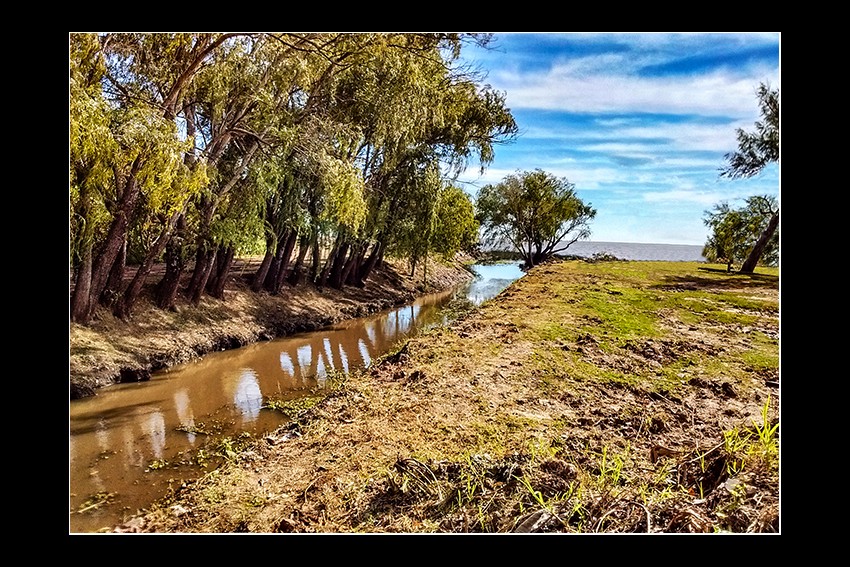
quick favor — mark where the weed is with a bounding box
[516,474,548,510]
[597,446,626,486]
[753,396,779,451]
[262,395,320,416]
[147,459,169,471]
[723,429,748,475]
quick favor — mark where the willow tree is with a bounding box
[720,83,779,274]
[387,174,480,284]
[477,169,597,268]
[181,33,378,299]
[314,147,368,288]
[327,33,517,286]
[384,157,444,279]
[69,33,116,323]
[248,151,304,293]
[70,33,516,321]
[70,33,213,323]
[180,35,273,303]
[431,185,479,258]
[70,33,241,322]
[279,119,368,288]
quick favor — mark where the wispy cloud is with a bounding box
[495,61,777,117]
[455,32,780,245]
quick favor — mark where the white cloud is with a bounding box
[453,33,779,245]
[642,189,724,206]
[499,66,778,117]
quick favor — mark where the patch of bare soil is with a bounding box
[107,260,778,534]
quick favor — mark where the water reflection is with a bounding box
[466,263,525,305]
[234,370,262,424]
[174,390,196,444]
[69,262,524,533]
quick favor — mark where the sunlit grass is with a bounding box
[134,258,779,534]
[579,290,660,340]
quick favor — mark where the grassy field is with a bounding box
[113,259,780,534]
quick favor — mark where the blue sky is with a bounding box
[453,32,780,246]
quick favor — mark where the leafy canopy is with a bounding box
[703,195,779,269]
[476,169,596,267]
[721,83,779,180]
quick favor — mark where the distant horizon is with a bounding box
[573,239,704,248]
[483,239,707,262]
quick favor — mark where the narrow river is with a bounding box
[69,262,524,533]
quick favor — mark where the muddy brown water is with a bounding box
[69,263,524,533]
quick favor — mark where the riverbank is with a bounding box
[98,259,779,534]
[69,256,475,399]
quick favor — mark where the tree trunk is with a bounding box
[70,243,93,323]
[205,245,226,294]
[421,252,428,288]
[272,230,298,293]
[344,245,367,287]
[310,229,321,285]
[118,209,186,318]
[252,226,276,293]
[264,250,283,293]
[739,211,779,274]
[328,240,351,289]
[252,249,275,293]
[156,214,188,310]
[86,157,144,318]
[319,235,344,289]
[113,252,153,320]
[288,234,311,286]
[100,240,126,308]
[156,256,185,311]
[187,246,217,304]
[340,245,359,286]
[208,245,235,299]
[355,240,382,286]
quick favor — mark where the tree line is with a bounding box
[70,33,517,324]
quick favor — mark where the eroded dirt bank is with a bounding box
[69,257,474,400]
[104,259,779,534]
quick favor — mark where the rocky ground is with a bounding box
[76,258,779,534]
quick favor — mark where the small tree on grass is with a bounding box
[476,169,596,268]
[703,195,779,271]
[720,83,779,273]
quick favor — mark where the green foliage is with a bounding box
[70,32,519,312]
[516,474,549,510]
[316,152,367,233]
[721,84,779,180]
[702,195,779,269]
[752,396,779,456]
[69,34,119,262]
[476,169,596,267]
[385,157,443,268]
[431,185,479,257]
